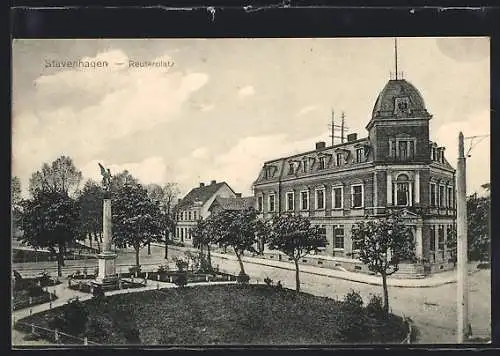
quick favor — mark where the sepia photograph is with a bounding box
[11,37,491,346]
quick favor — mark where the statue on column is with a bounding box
[98,163,112,195]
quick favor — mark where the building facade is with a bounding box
[252,78,456,276]
[174,180,236,246]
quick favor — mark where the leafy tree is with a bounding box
[192,218,216,270]
[351,212,415,315]
[77,180,104,251]
[112,182,162,268]
[267,214,327,292]
[11,176,23,235]
[111,170,139,192]
[19,191,81,276]
[29,156,82,198]
[146,182,180,258]
[447,184,490,262]
[210,208,260,278]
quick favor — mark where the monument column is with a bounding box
[94,164,118,289]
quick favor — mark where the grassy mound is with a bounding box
[16,285,408,345]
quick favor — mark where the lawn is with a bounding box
[15,284,408,345]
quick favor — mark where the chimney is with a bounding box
[315,141,326,150]
[199,182,205,187]
[211,180,216,185]
[235,193,242,198]
[347,133,358,142]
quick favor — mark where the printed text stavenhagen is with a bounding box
[44,59,175,69]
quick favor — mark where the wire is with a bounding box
[464,134,490,157]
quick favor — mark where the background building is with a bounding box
[174,180,236,246]
[252,78,456,277]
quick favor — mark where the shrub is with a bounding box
[49,298,89,336]
[174,257,189,272]
[198,255,213,273]
[129,266,142,275]
[477,262,490,270]
[276,281,283,290]
[366,294,385,319]
[343,290,364,310]
[27,285,45,297]
[264,277,273,286]
[337,306,369,342]
[157,265,168,274]
[173,273,188,287]
[237,272,250,284]
[92,285,105,299]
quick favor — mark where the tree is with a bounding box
[192,218,216,270]
[29,156,82,198]
[211,208,260,277]
[267,214,327,292]
[11,177,22,235]
[111,170,139,192]
[351,213,415,315]
[447,184,490,263]
[146,182,180,258]
[112,182,163,268]
[77,180,104,251]
[19,191,81,276]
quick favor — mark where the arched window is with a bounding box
[395,174,410,206]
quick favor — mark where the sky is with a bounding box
[12,37,490,198]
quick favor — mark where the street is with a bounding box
[12,244,491,344]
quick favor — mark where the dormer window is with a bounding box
[394,97,410,116]
[318,156,326,170]
[336,153,343,166]
[355,148,364,163]
[302,159,308,173]
[288,162,295,175]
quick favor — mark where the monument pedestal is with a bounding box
[92,252,119,290]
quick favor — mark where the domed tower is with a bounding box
[366,78,432,164]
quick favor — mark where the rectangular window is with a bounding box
[257,196,263,212]
[429,226,436,251]
[430,183,437,207]
[268,194,276,212]
[288,162,295,175]
[438,225,445,251]
[336,153,343,166]
[318,156,326,170]
[439,185,445,207]
[318,225,327,249]
[193,211,197,220]
[334,225,345,249]
[332,186,343,209]
[396,182,409,206]
[286,192,295,211]
[188,211,192,220]
[300,191,309,210]
[447,186,453,208]
[316,189,325,210]
[351,184,364,208]
[302,160,308,173]
[409,141,415,159]
[399,141,408,160]
[356,148,363,163]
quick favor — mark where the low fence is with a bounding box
[14,321,100,345]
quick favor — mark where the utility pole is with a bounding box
[456,131,469,343]
[329,109,348,146]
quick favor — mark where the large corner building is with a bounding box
[252,78,456,277]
